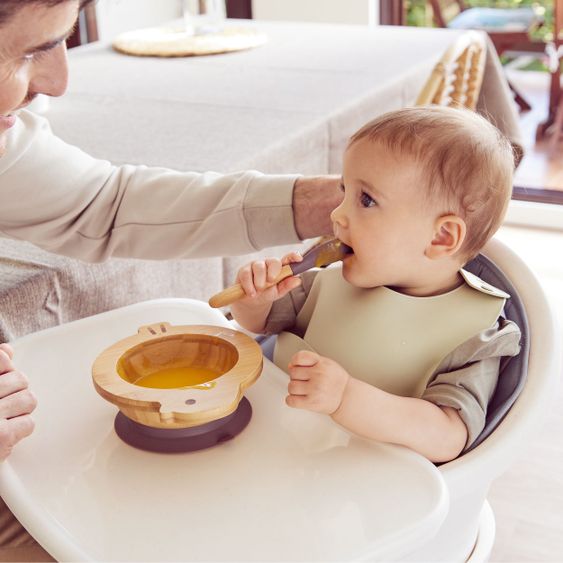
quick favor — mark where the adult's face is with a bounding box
[0,0,79,155]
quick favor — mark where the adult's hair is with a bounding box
[0,0,94,26]
[349,105,516,261]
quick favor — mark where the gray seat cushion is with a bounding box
[465,253,529,450]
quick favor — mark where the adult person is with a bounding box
[0,1,341,559]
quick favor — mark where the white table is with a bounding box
[0,299,448,562]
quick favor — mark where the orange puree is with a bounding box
[122,366,221,389]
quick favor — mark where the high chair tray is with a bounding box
[0,299,448,562]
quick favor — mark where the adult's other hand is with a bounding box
[0,344,36,462]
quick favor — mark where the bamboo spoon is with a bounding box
[208,237,351,308]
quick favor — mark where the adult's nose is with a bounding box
[29,42,69,98]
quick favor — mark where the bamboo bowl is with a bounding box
[92,323,263,429]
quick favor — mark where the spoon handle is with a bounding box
[208,264,294,308]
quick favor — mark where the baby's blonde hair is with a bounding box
[349,106,515,260]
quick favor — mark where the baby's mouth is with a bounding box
[339,241,354,257]
[332,232,353,257]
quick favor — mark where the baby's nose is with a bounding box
[330,203,347,227]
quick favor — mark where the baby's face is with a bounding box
[331,139,439,291]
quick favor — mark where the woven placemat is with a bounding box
[112,26,268,57]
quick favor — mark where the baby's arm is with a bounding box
[288,350,467,463]
[287,319,521,463]
[230,252,303,334]
[331,378,467,463]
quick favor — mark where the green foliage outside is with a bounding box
[405,1,555,70]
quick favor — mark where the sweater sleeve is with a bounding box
[263,270,319,335]
[0,111,300,262]
[422,317,521,450]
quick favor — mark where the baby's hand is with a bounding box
[286,350,350,415]
[235,251,303,307]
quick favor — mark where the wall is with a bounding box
[94,0,182,41]
[251,0,380,26]
[94,1,380,42]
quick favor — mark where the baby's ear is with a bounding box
[425,214,466,260]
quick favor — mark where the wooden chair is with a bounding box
[537,0,562,143]
[548,95,563,154]
[416,30,487,110]
[428,0,545,112]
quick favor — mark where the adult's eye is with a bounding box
[22,51,48,64]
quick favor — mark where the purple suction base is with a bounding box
[114,396,252,453]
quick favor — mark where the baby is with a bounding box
[230,106,521,463]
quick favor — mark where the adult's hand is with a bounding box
[292,176,343,239]
[0,343,36,462]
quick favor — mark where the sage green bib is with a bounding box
[274,266,508,398]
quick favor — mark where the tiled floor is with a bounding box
[488,225,563,562]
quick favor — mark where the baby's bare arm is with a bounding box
[331,378,468,463]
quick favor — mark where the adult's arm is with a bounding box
[0,111,340,262]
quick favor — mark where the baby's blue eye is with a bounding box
[360,191,376,208]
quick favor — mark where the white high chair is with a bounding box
[0,239,557,562]
[399,237,560,561]
[255,236,560,560]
